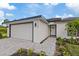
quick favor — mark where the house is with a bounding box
[5,15,49,43]
[5,15,78,43]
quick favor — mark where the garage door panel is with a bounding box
[11,23,32,41]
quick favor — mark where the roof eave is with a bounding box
[4,15,48,24]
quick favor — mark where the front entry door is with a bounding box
[50,25,56,36]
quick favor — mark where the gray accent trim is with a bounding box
[47,18,61,22]
[40,36,50,44]
[49,25,51,36]
[9,24,11,38]
[32,22,34,42]
[4,15,42,23]
[50,25,57,37]
[4,15,48,26]
[55,25,57,37]
[11,22,33,25]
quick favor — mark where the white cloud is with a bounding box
[0,10,4,17]
[0,10,5,25]
[6,13,14,17]
[65,3,79,13]
[43,3,59,6]
[26,3,55,18]
[51,3,59,5]
[55,14,74,18]
[0,3,16,10]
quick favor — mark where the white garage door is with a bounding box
[11,23,33,41]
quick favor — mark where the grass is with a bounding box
[56,37,79,56]
[66,43,79,56]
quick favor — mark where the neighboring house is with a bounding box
[4,15,78,43]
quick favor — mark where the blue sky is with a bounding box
[0,3,79,24]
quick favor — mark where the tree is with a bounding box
[3,19,9,23]
[66,18,79,38]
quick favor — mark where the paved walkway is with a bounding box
[0,37,56,56]
[41,37,56,55]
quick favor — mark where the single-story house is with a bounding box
[4,15,78,43]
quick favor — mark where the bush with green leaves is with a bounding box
[56,37,62,41]
[76,39,79,45]
[63,51,71,56]
[66,38,78,45]
[58,45,71,56]
[0,33,2,39]
[17,48,26,56]
[56,37,64,46]
[27,48,34,56]
[39,51,46,56]
[56,37,79,55]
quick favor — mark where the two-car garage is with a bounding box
[10,22,33,42]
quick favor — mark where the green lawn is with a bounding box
[66,43,79,56]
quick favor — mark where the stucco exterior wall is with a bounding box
[34,19,49,43]
[49,21,68,38]
[55,22,67,38]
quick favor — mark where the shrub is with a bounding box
[58,46,65,54]
[27,48,34,56]
[66,38,78,45]
[69,38,75,44]
[17,48,26,56]
[39,51,46,56]
[76,40,79,45]
[56,37,62,41]
[0,33,2,39]
[63,51,71,56]
[58,45,71,56]
[12,48,39,56]
[56,37,64,46]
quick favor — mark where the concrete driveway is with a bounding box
[0,37,56,56]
